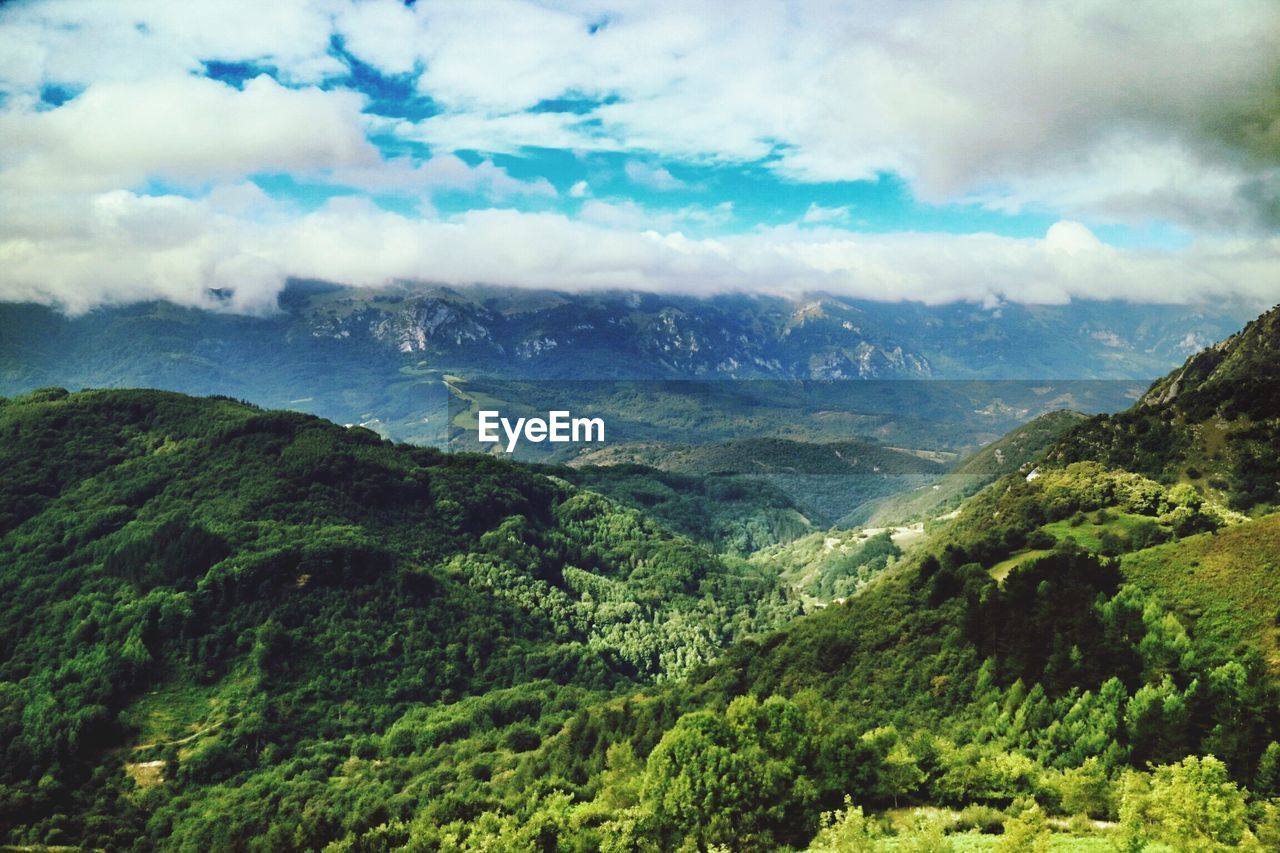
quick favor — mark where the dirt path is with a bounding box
[129,719,223,752]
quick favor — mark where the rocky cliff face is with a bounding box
[0,283,1261,398]
[307,296,498,353]
[283,284,1258,382]
[292,286,944,379]
[1140,304,1280,408]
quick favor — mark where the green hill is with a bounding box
[0,388,799,848]
[570,437,946,527]
[864,409,1089,525]
[481,477,1280,850]
[436,306,1280,850]
[542,462,818,556]
[1045,303,1280,513]
[1121,513,1280,670]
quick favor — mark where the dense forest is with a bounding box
[3,304,1280,850]
[0,388,799,848]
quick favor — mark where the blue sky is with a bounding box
[0,1,1277,312]
[194,41,1186,247]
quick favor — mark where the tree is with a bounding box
[995,798,1050,853]
[1256,741,1280,798]
[1055,757,1113,819]
[641,696,817,850]
[1168,483,1203,512]
[807,796,878,852]
[1119,756,1251,851]
[882,741,925,808]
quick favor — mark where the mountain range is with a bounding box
[3,299,1280,849]
[0,283,1259,449]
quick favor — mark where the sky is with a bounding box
[1,0,1279,313]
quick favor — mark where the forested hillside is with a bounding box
[426,466,1280,849]
[369,304,1280,850]
[568,437,946,528]
[1045,304,1280,514]
[0,388,799,848]
[5,304,1280,850]
[544,462,818,556]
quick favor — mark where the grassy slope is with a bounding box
[1122,514,1280,669]
[1041,511,1160,551]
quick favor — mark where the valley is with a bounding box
[2,299,1280,850]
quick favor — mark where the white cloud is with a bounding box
[0,189,285,314]
[1044,221,1103,256]
[579,198,730,231]
[0,74,375,193]
[1,0,1278,316]
[4,1,1278,231]
[0,0,345,89]
[332,1,424,77]
[387,0,1280,231]
[2,189,1277,315]
[319,155,557,201]
[578,199,654,230]
[399,109,610,156]
[624,161,687,191]
[801,203,852,225]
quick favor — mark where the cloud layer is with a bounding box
[1,0,1278,312]
[5,189,1277,315]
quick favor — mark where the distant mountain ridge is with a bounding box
[0,283,1255,451]
[283,282,1254,380]
[1,284,1255,391]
